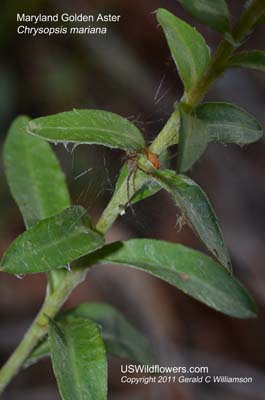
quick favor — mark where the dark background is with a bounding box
[0,0,265,399]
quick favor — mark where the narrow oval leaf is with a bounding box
[0,206,104,274]
[84,240,257,319]
[3,116,71,288]
[62,303,154,364]
[157,8,211,92]
[27,303,154,367]
[25,339,50,367]
[27,109,145,152]
[228,51,265,72]
[196,102,264,144]
[49,317,107,400]
[3,116,70,228]
[152,169,231,270]
[177,0,230,33]
[177,108,209,172]
[130,181,161,204]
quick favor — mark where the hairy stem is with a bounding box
[0,269,86,394]
[96,109,181,235]
[149,109,180,154]
[96,169,148,234]
[98,0,265,235]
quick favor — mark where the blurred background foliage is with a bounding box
[0,0,265,399]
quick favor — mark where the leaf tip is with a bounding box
[156,7,170,23]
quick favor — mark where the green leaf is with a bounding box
[0,206,104,275]
[49,317,107,400]
[27,303,154,367]
[177,108,209,172]
[156,8,211,92]
[130,180,161,204]
[25,339,50,367]
[159,148,172,168]
[63,303,153,364]
[3,116,70,228]
[228,51,265,72]
[27,109,145,152]
[152,169,231,270]
[3,116,71,288]
[177,0,230,33]
[82,240,257,319]
[196,102,264,144]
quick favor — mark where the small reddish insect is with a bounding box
[144,148,161,169]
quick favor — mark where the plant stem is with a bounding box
[96,108,181,234]
[96,0,265,268]
[0,0,264,395]
[98,0,265,232]
[182,0,265,109]
[149,109,180,154]
[0,269,86,394]
[96,168,148,234]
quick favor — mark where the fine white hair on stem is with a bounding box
[74,168,93,180]
[154,72,166,102]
